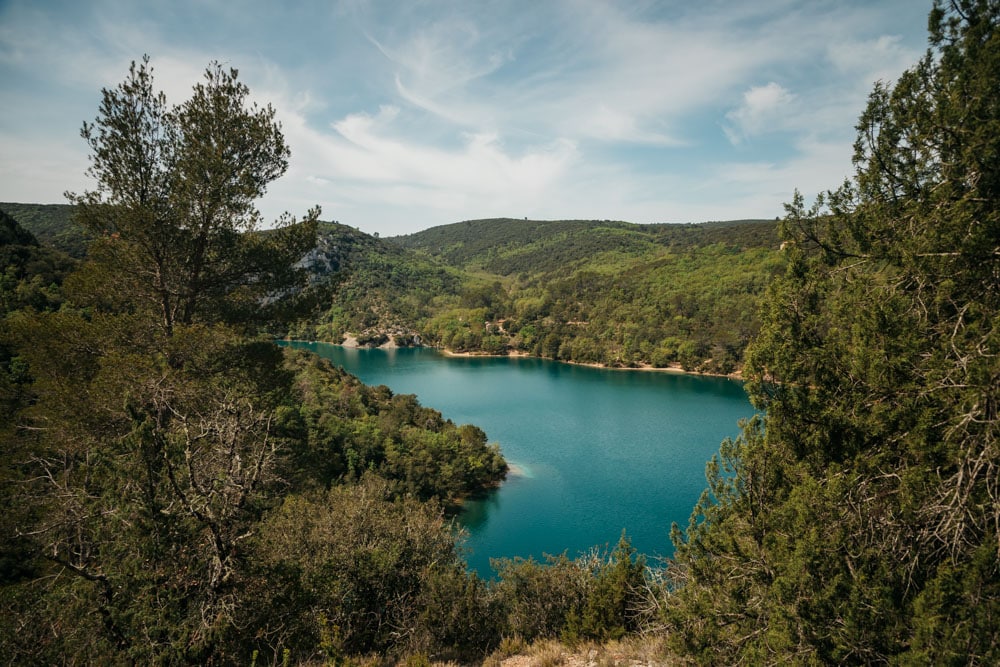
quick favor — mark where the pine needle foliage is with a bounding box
[665,2,1000,662]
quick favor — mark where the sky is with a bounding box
[0,0,932,237]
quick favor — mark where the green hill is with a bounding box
[0,207,76,315]
[394,217,778,276]
[288,221,466,345]
[0,202,91,258]
[0,202,783,372]
[381,218,784,373]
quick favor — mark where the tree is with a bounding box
[1,58,320,663]
[665,1,1000,662]
[68,56,317,336]
[249,477,492,662]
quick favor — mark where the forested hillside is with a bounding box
[290,221,466,346]
[19,201,782,372]
[0,202,92,258]
[290,217,783,374]
[393,217,778,272]
[5,201,782,373]
[0,208,76,315]
[396,218,782,373]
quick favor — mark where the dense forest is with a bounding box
[663,1,1000,661]
[9,203,783,373]
[285,216,783,374]
[2,0,998,663]
[0,202,93,258]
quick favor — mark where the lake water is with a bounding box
[280,342,755,575]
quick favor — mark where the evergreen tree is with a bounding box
[68,56,318,336]
[1,58,320,663]
[666,1,1000,662]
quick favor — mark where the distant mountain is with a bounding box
[392,217,779,276]
[287,221,465,345]
[0,208,40,247]
[0,206,76,315]
[301,221,389,280]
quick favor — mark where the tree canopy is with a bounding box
[0,59,505,664]
[68,56,318,336]
[665,1,1000,662]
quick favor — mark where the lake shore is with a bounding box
[278,336,754,575]
[282,337,742,381]
[439,347,743,380]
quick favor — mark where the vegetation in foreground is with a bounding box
[3,1,999,662]
[663,1,1000,662]
[0,56,640,665]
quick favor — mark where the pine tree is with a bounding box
[666,1,1000,662]
[68,56,317,336]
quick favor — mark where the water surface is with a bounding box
[281,342,755,574]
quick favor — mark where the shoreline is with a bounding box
[443,348,742,379]
[560,357,742,380]
[281,336,743,381]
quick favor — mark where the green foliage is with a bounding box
[0,314,509,662]
[29,13,1000,657]
[0,202,92,257]
[0,207,76,444]
[402,219,783,373]
[0,208,75,315]
[68,56,318,337]
[562,535,647,644]
[249,478,496,662]
[284,349,507,501]
[305,216,784,372]
[393,217,779,273]
[492,535,648,645]
[3,196,758,371]
[286,221,465,344]
[492,554,589,642]
[1,314,300,663]
[0,208,39,246]
[665,3,1000,662]
[1,55,671,666]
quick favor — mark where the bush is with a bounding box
[249,478,476,661]
[492,535,647,644]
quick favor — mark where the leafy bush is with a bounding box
[492,535,648,644]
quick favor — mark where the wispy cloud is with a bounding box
[0,0,932,234]
[258,97,580,231]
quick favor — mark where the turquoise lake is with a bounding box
[281,342,755,575]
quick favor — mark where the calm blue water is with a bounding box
[281,342,755,575]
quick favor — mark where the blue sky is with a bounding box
[0,0,931,236]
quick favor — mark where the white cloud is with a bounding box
[0,132,88,204]
[256,98,581,233]
[827,34,918,82]
[372,19,511,96]
[509,3,778,146]
[576,105,684,146]
[367,17,512,128]
[724,82,798,144]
